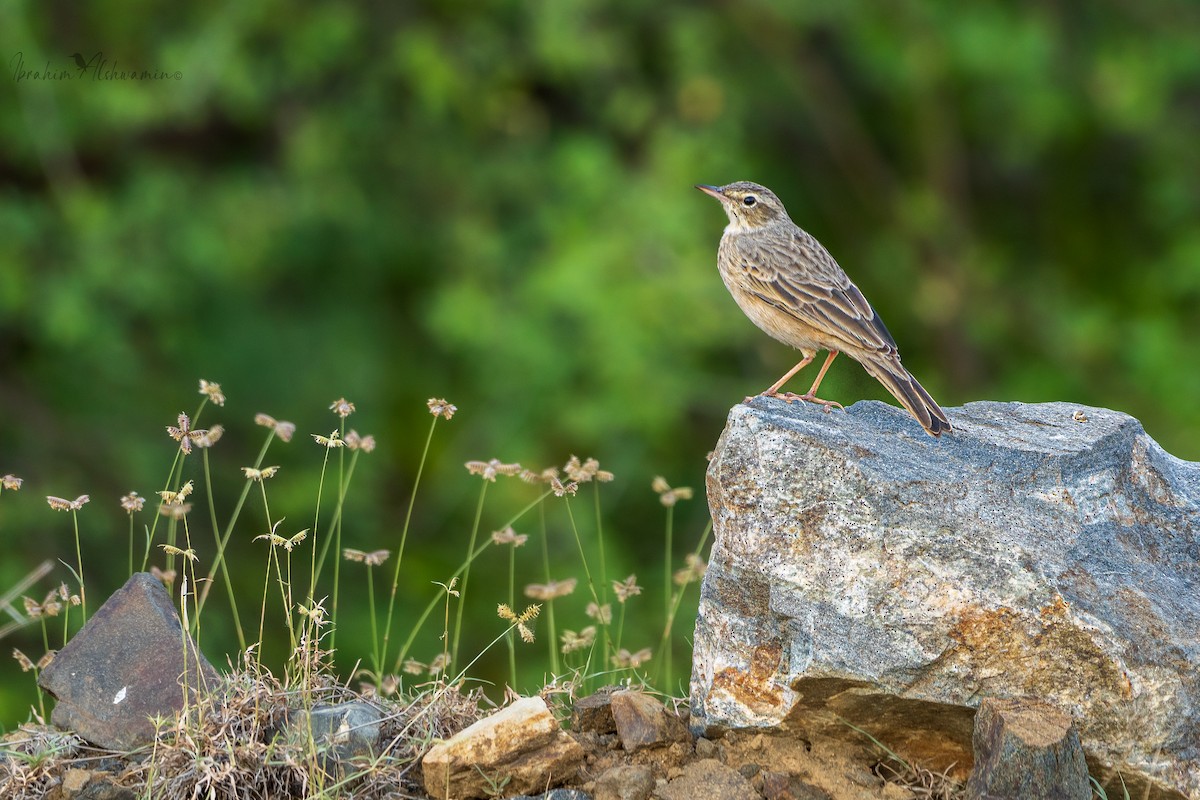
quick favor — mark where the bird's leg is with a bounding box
[745,354,814,403]
[778,351,844,412]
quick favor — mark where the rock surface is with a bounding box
[38,572,219,750]
[966,697,1089,800]
[691,399,1199,800]
[422,696,584,799]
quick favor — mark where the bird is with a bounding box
[697,181,951,437]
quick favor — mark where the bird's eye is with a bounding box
[743,195,757,207]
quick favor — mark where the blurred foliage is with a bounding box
[2,0,1200,725]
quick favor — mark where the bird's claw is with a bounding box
[772,392,844,412]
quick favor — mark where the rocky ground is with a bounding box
[426,687,961,800]
[2,685,960,800]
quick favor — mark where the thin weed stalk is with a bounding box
[662,502,674,683]
[450,481,488,669]
[69,508,86,620]
[655,519,712,689]
[367,562,379,672]
[561,497,614,655]
[436,579,457,682]
[127,512,135,576]
[329,419,348,652]
[380,413,440,677]
[255,539,274,671]
[60,587,71,648]
[342,550,389,679]
[615,598,627,652]
[506,540,517,689]
[199,445,245,651]
[55,568,82,646]
[537,499,559,676]
[593,482,610,671]
[195,426,278,632]
[307,431,338,612]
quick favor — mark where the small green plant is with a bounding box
[474,764,513,798]
[1090,772,1131,800]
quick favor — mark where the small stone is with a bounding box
[966,697,1090,800]
[506,791,592,800]
[37,573,219,750]
[78,778,136,800]
[287,701,383,776]
[422,696,584,799]
[654,759,756,800]
[737,762,760,779]
[610,691,689,753]
[573,687,618,734]
[761,771,834,800]
[62,768,91,794]
[693,737,718,759]
[593,764,654,800]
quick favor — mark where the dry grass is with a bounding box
[873,757,965,800]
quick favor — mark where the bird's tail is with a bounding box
[861,357,952,437]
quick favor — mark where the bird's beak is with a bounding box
[696,184,724,200]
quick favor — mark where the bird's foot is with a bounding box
[772,392,844,413]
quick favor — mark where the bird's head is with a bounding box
[696,181,789,231]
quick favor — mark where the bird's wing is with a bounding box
[734,228,899,356]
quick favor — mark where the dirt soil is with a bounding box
[563,703,961,800]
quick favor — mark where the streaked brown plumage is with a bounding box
[698,181,951,437]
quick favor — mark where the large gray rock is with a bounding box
[39,572,219,750]
[691,399,1199,800]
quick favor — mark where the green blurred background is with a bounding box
[2,1,1199,727]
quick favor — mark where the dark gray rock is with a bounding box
[572,686,618,734]
[610,691,689,753]
[505,791,591,800]
[38,572,219,750]
[691,399,1198,800]
[693,737,718,759]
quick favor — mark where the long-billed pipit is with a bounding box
[698,181,951,437]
